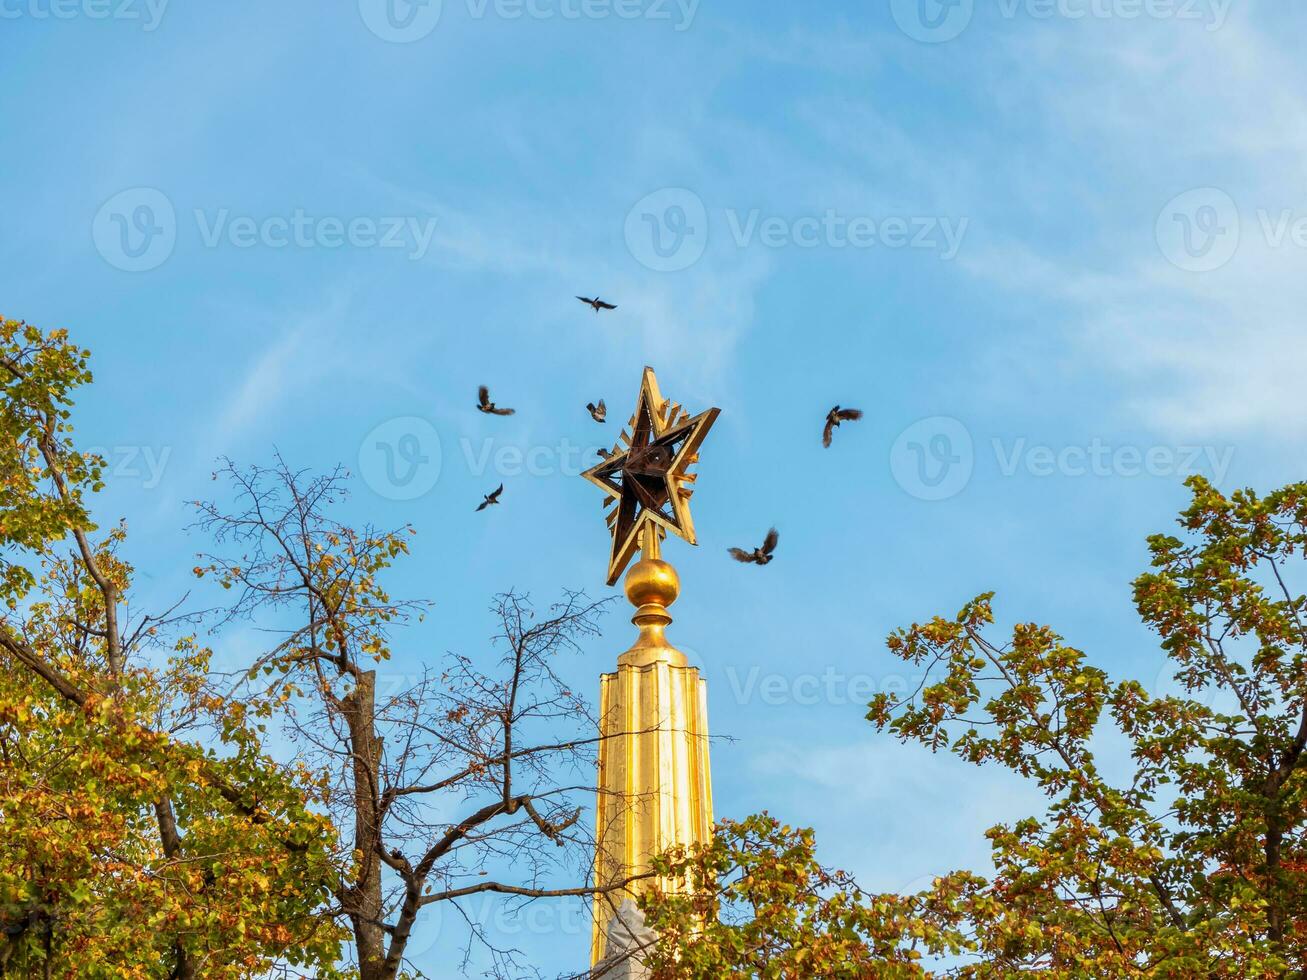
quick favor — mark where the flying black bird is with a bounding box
[577,295,617,313]
[476,484,504,512]
[822,406,863,448]
[729,528,779,566]
[586,399,607,423]
[477,386,515,416]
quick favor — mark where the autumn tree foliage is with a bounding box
[0,318,343,978]
[0,316,635,979]
[645,477,1307,978]
[640,814,969,979]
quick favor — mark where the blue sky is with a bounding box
[4,0,1307,974]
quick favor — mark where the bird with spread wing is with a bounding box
[822,405,863,447]
[729,527,779,566]
[586,399,607,423]
[476,484,504,512]
[577,295,617,313]
[477,386,515,416]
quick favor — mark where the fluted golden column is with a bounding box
[590,541,713,967]
[578,367,719,970]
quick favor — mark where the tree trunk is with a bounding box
[344,670,387,980]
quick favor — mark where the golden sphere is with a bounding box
[624,558,680,608]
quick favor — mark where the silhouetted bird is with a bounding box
[596,448,611,459]
[477,386,515,416]
[822,406,863,448]
[577,295,617,313]
[476,484,504,512]
[586,399,607,422]
[729,528,779,565]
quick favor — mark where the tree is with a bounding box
[640,814,970,979]
[193,459,639,980]
[644,477,1307,977]
[0,316,652,978]
[0,317,343,978]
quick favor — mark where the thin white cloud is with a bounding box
[957,16,1307,440]
[358,172,774,396]
[201,287,411,458]
[206,316,338,456]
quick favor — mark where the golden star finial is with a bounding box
[581,367,720,586]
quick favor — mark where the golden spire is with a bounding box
[584,368,719,970]
[619,524,685,669]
